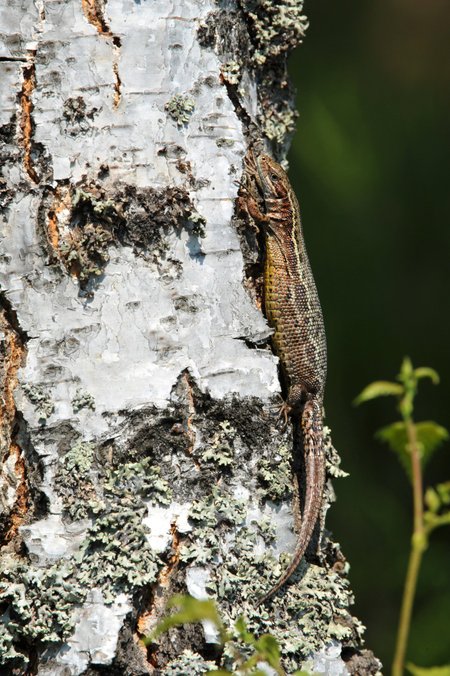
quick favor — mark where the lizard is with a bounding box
[239,150,327,605]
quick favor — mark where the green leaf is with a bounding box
[416,422,449,462]
[414,367,440,385]
[425,487,441,513]
[426,512,450,532]
[253,634,282,669]
[400,356,414,383]
[424,482,450,534]
[207,671,233,675]
[376,421,448,479]
[376,422,410,476]
[144,595,222,644]
[436,481,450,506]
[235,615,255,644]
[292,672,313,676]
[354,381,403,405]
[407,664,450,676]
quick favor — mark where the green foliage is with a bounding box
[407,665,450,676]
[413,368,440,385]
[147,594,313,676]
[356,358,450,676]
[424,482,450,534]
[354,380,403,405]
[356,357,448,482]
[376,421,449,480]
[147,595,225,644]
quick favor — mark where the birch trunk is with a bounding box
[0,1,380,674]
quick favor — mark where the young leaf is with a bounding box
[376,422,410,476]
[235,615,255,644]
[354,381,403,406]
[424,482,450,534]
[399,356,414,383]
[376,421,448,479]
[436,481,450,506]
[144,595,222,643]
[414,367,440,385]
[424,487,441,513]
[406,664,450,676]
[253,634,283,671]
[415,422,449,464]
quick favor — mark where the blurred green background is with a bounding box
[288,0,450,670]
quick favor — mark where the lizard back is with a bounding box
[263,180,327,407]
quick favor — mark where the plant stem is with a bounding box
[408,420,424,534]
[391,536,424,676]
[392,419,426,676]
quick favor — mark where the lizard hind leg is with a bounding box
[276,385,305,428]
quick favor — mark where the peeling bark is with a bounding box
[0,1,381,675]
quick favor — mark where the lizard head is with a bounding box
[254,153,290,202]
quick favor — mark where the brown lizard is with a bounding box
[239,150,327,605]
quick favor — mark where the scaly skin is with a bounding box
[240,150,327,605]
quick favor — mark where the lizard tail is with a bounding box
[256,398,325,606]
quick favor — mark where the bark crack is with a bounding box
[19,54,38,184]
[81,0,122,108]
[136,522,182,670]
[0,294,30,545]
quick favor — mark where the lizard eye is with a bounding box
[270,173,278,182]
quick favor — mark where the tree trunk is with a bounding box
[0,1,380,674]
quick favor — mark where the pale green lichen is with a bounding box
[216,138,236,148]
[200,420,235,467]
[72,189,115,214]
[221,561,361,673]
[165,94,195,127]
[261,106,297,146]
[173,410,356,673]
[54,440,97,520]
[0,447,173,668]
[0,623,26,665]
[257,441,291,499]
[180,486,247,565]
[64,439,95,474]
[0,562,86,669]
[76,504,159,603]
[241,0,308,65]
[58,219,114,284]
[161,649,216,675]
[71,388,95,412]
[324,426,350,479]
[22,383,54,421]
[221,60,241,85]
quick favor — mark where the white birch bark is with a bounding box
[0,1,381,674]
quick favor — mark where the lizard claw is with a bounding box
[269,396,292,430]
[277,401,292,429]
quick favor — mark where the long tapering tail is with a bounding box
[256,398,325,606]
